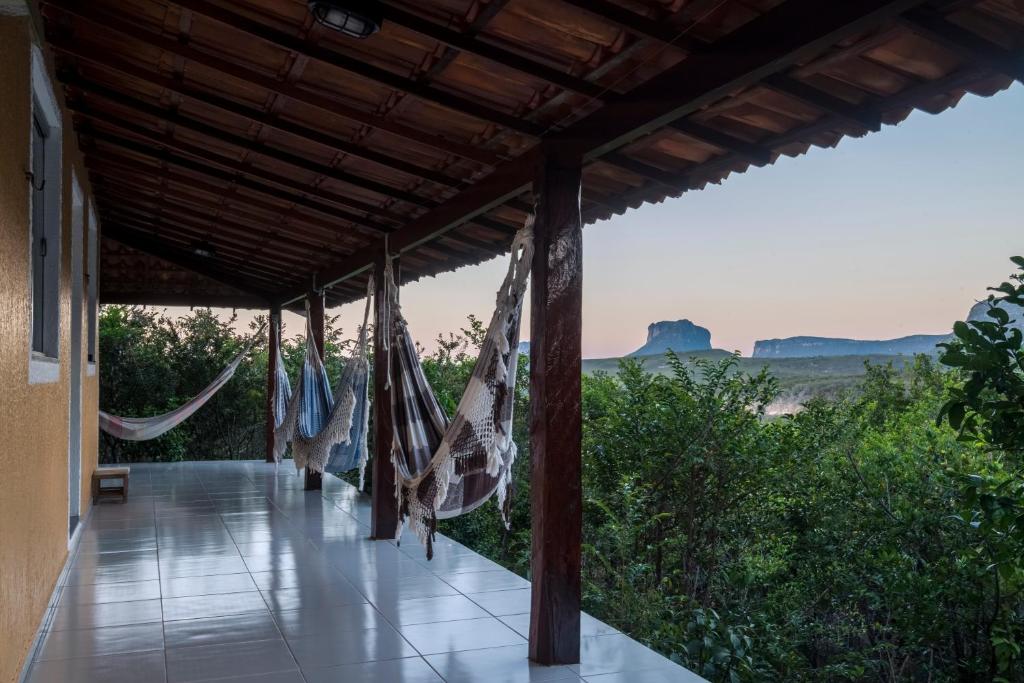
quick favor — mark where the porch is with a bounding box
[25,461,697,683]
[7,0,1023,678]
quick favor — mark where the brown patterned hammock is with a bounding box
[385,218,533,558]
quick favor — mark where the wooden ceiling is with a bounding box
[38,0,1024,309]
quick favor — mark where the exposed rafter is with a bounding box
[557,0,703,49]
[582,61,1001,220]
[65,80,437,211]
[103,224,277,301]
[80,135,395,237]
[44,0,505,165]
[761,74,883,132]
[70,110,408,227]
[376,2,605,99]
[900,8,1024,82]
[284,0,933,303]
[169,0,545,137]
[50,39,466,189]
[95,188,348,262]
[85,157,368,247]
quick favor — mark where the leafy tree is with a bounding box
[938,257,1024,680]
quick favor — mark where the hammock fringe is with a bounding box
[386,217,534,554]
[274,279,374,477]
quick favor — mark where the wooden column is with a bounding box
[371,255,399,538]
[305,289,325,491]
[529,145,583,665]
[265,305,281,463]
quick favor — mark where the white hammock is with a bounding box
[99,334,259,442]
[387,218,533,556]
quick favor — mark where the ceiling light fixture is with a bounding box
[308,0,383,39]
[191,240,217,259]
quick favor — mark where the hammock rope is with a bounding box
[386,217,534,557]
[275,278,373,483]
[99,328,264,442]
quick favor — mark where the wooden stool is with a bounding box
[92,467,130,504]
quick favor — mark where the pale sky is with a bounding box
[192,83,1024,358]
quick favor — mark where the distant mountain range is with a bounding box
[626,301,1023,360]
[754,301,1024,358]
[579,300,1023,415]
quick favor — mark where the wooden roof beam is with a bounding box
[415,0,512,83]
[43,0,502,166]
[588,62,998,218]
[376,2,605,99]
[900,8,1024,82]
[49,39,464,189]
[601,153,680,189]
[557,0,702,49]
[85,157,368,249]
[282,0,931,303]
[99,290,272,309]
[102,224,277,301]
[103,213,315,284]
[760,74,883,132]
[566,0,923,159]
[95,188,349,261]
[101,204,316,270]
[168,0,545,137]
[81,137,390,238]
[71,112,406,229]
[667,120,773,166]
[65,78,438,211]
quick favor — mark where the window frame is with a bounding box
[27,43,63,385]
[86,202,98,375]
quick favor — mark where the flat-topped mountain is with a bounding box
[631,320,712,356]
[752,334,947,359]
[753,300,1024,359]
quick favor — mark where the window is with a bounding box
[86,203,98,370]
[28,44,62,384]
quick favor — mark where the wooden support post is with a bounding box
[529,145,583,665]
[371,254,400,539]
[305,290,325,491]
[265,305,281,463]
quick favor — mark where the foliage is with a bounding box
[98,305,350,463]
[937,257,1024,681]
[938,256,1024,451]
[98,306,264,462]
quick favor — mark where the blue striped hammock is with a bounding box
[273,282,372,484]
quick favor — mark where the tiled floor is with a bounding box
[26,461,703,682]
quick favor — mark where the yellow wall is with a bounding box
[0,14,100,682]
